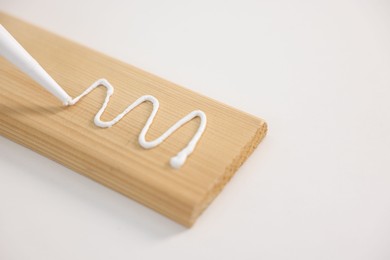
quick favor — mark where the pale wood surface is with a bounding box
[0,12,267,227]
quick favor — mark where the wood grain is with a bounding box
[0,12,267,227]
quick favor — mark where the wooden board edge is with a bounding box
[187,120,268,226]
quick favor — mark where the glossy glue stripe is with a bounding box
[68,79,207,169]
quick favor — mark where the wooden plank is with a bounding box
[0,12,267,227]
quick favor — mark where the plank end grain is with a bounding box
[0,12,267,227]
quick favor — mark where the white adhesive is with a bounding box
[68,79,207,169]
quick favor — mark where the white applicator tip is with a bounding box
[63,96,73,106]
[0,24,72,106]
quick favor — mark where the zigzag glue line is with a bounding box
[67,79,207,169]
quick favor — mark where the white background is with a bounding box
[1,1,390,259]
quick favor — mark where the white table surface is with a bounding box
[1,1,390,259]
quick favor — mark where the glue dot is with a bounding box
[170,153,186,169]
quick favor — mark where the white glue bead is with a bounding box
[170,153,187,169]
